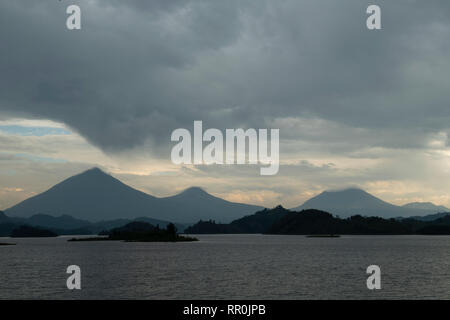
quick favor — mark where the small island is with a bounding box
[69,221,198,242]
[0,242,16,246]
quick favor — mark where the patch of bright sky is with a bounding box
[0,118,71,136]
[0,125,71,136]
[14,153,67,163]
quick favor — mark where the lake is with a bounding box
[1,234,450,299]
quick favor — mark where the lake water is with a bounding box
[1,234,450,299]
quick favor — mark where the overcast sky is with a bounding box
[1,0,450,210]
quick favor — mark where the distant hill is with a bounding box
[4,168,263,223]
[21,214,92,230]
[185,205,289,234]
[400,212,450,222]
[402,202,449,212]
[267,210,412,235]
[0,210,188,236]
[229,205,290,233]
[291,188,440,218]
[10,225,57,238]
[17,213,184,233]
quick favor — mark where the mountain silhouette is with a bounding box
[185,205,291,234]
[0,210,189,236]
[4,168,262,223]
[402,202,448,212]
[158,186,262,223]
[23,214,91,230]
[186,204,450,235]
[291,188,439,218]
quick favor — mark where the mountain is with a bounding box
[4,168,262,223]
[402,202,449,212]
[5,168,159,221]
[291,188,437,218]
[158,186,263,223]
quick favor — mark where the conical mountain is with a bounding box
[292,188,435,218]
[160,186,263,223]
[402,202,448,212]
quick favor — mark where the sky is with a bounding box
[1,0,450,210]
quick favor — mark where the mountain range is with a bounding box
[0,211,187,236]
[3,168,448,226]
[3,168,263,223]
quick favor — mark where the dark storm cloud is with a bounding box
[0,0,449,156]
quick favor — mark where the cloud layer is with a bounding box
[0,1,449,209]
[1,1,449,151]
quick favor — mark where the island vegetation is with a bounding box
[69,221,198,242]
